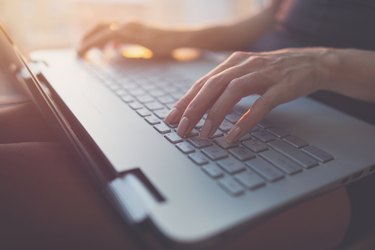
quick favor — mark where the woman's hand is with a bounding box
[77,0,281,58]
[165,47,339,143]
[77,22,195,58]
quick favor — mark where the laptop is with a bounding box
[2,24,375,249]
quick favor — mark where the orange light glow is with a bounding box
[121,44,154,59]
[171,48,201,61]
[109,23,120,31]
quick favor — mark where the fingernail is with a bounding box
[226,125,241,143]
[164,108,179,124]
[199,119,212,139]
[177,117,190,137]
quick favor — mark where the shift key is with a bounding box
[269,140,318,168]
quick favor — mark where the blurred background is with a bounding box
[0,0,265,54]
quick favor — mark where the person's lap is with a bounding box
[0,102,141,250]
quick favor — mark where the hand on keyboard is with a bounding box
[87,62,334,197]
[164,48,338,143]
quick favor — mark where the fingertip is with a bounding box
[76,47,86,57]
[164,108,179,124]
[177,116,190,137]
[199,119,212,139]
[225,125,241,144]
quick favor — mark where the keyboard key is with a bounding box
[234,171,265,190]
[269,140,318,168]
[164,132,183,144]
[267,128,289,138]
[136,108,152,117]
[246,157,284,182]
[260,150,302,175]
[176,142,195,154]
[185,129,199,138]
[202,164,223,179]
[283,135,308,148]
[209,130,223,138]
[167,123,178,128]
[149,89,166,97]
[218,177,244,196]
[145,101,164,111]
[252,130,277,143]
[188,152,209,165]
[128,88,146,96]
[141,83,157,90]
[225,112,241,123]
[217,157,246,174]
[258,120,273,129]
[188,137,212,148]
[166,103,175,109]
[169,91,185,99]
[121,94,134,103]
[136,95,154,103]
[214,136,238,149]
[239,133,252,141]
[202,145,228,161]
[154,123,171,134]
[153,109,170,119]
[219,120,233,132]
[129,101,143,110]
[195,118,206,129]
[157,95,175,104]
[145,115,161,125]
[115,88,127,96]
[242,139,268,153]
[108,83,121,91]
[229,146,256,161]
[120,82,139,90]
[120,83,138,90]
[302,145,334,163]
[250,125,262,133]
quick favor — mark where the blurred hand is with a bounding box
[77,22,193,58]
[164,47,337,143]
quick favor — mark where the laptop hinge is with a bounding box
[18,61,45,79]
[109,174,158,224]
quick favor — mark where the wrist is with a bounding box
[183,26,227,50]
[318,48,343,91]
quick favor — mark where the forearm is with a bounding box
[181,0,281,51]
[322,48,375,103]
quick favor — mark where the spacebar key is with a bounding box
[269,140,318,168]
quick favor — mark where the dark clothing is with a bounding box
[253,0,375,51]
[283,0,375,50]
[250,0,375,244]
[251,0,375,125]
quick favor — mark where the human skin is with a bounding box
[166,48,375,142]
[77,1,281,57]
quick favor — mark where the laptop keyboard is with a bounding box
[84,60,334,197]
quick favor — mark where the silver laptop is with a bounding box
[2,24,375,248]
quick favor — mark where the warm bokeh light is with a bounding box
[171,48,201,61]
[0,0,264,54]
[109,22,120,31]
[121,44,154,59]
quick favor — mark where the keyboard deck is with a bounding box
[84,60,334,197]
